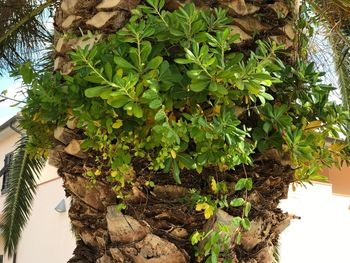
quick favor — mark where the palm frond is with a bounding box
[0,135,46,256]
[0,0,56,73]
[308,0,350,109]
[273,241,280,263]
[329,33,350,111]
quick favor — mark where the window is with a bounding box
[0,255,3,263]
[1,152,13,194]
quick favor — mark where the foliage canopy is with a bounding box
[6,0,350,260]
[20,1,350,183]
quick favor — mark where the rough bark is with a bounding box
[64,140,87,159]
[51,0,299,262]
[54,126,77,145]
[56,144,294,263]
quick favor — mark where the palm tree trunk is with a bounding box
[51,0,299,262]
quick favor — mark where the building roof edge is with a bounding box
[0,115,18,134]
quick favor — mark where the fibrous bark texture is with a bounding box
[51,0,299,262]
[52,137,295,262]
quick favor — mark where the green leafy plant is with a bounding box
[9,0,350,261]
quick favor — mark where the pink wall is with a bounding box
[322,164,350,196]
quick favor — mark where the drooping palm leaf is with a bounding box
[273,240,280,263]
[0,0,55,73]
[329,32,350,111]
[0,135,46,256]
[309,0,350,110]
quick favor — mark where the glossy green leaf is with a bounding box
[114,56,136,70]
[173,160,181,184]
[155,110,167,122]
[187,70,209,80]
[133,103,143,118]
[241,218,251,230]
[174,58,192,64]
[141,41,152,62]
[84,86,106,98]
[84,75,103,84]
[142,89,158,101]
[176,153,196,169]
[232,217,242,226]
[244,202,251,217]
[104,62,113,81]
[235,178,246,191]
[107,95,130,108]
[230,198,245,207]
[146,56,163,71]
[149,99,162,109]
[191,80,209,92]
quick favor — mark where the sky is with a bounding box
[0,74,21,124]
[0,8,54,126]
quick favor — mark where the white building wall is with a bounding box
[279,184,350,263]
[0,127,20,210]
[0,126,75,263]
[14,179,75,263]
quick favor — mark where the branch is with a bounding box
[0,95,25,104]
